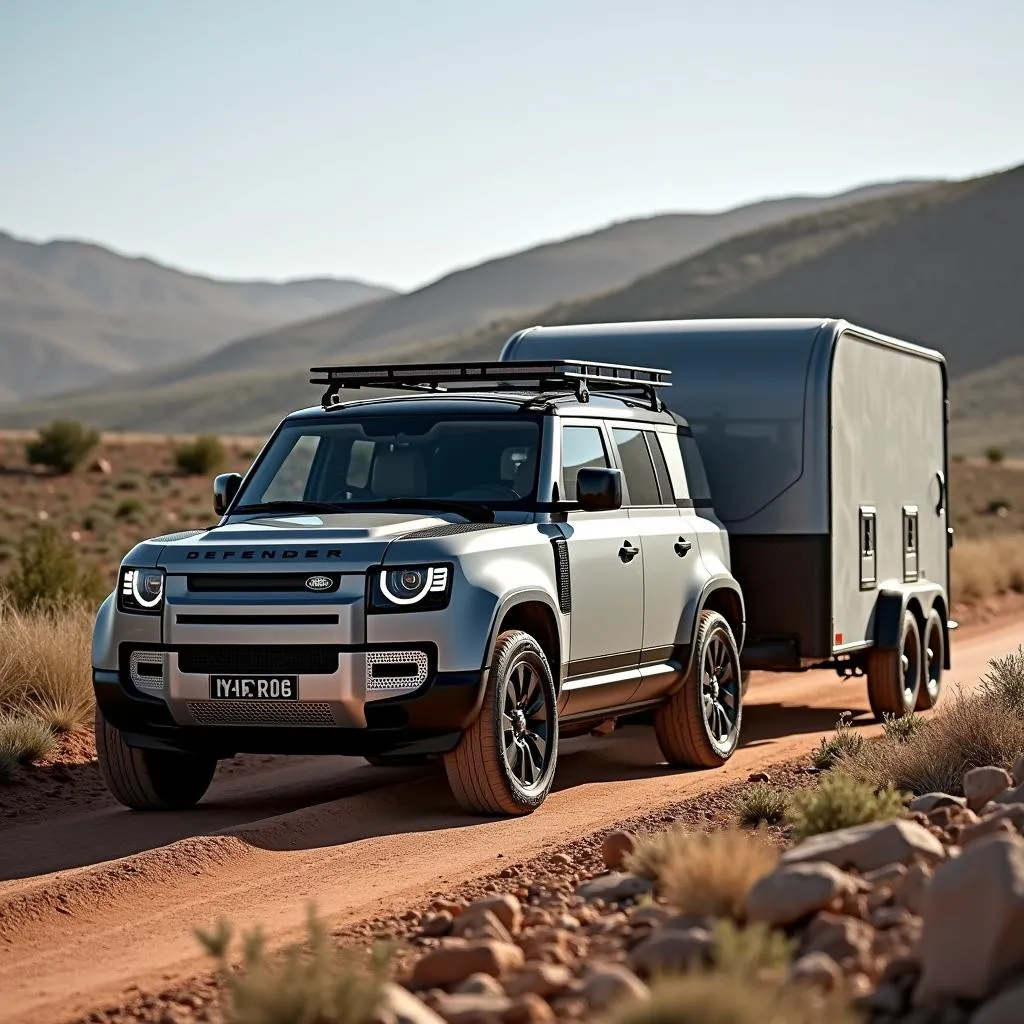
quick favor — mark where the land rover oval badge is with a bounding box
[305,576,332,591]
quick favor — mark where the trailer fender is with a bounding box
[872,582,947,660]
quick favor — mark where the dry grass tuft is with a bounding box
[626,827,779,921]
[0,712,57,778]
[710,919,795,977]
[787,772,906,840]
[881,711,929,745]
[196,905,391,1024]
[810,713,865,771]
[951,533,1024,601]
[735,783,790,827]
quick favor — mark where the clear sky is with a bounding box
[2,0,1021,291]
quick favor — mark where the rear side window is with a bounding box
[677,432,713,506]
[561,425,610,498]
[612,427,662,506]
[645,431,673,503]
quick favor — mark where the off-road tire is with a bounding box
[443,630,558,816]
[916,607,945,711]
[655,610,743,768]
[867,609,922,720]
[95,707,217,810]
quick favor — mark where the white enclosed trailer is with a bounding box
[501,317,953,719]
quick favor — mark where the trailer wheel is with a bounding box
[655,610,743,768]
[866,609,922,720]
[443,630,558,816]
[95,707,216,810]
[916,607,945,710]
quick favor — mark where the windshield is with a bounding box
[237,414,542,510]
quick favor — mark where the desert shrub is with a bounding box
[0,602,95,724]
[810,712,865,770]
[0,712,57,778]
[626,827,778,921]
[711,919,795,978]
[1,524,107,611]
[607,971,858,1024]
[114,497,145,521]
[788,772,906,840]
[979,645,1024,716]
[736,783,790,827]
[986,446,1006,464]
[197,905,390,1024]
[952,534,1024,600]
[881,711,928,745]
[25,420,100,475]
[174,435,226,476]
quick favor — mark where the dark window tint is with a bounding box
[612,427,661,506]
[645,431,673,503]
[561,426,609,498]
[677,432,712,505]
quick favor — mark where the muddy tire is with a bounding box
[655,610,743,768]
[443,630,558,816]
[916,607,945,711]
[867,609,922,720]
[95,707,216,810]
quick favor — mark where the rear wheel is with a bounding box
[95,707,216,810]
[443,630,558,816]
[655,610,743,768]
[916,607,945,710]
[867,609,922,720]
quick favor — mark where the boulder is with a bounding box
[972,982,1024,1024]
[412,941,525,988]
[909,793,967,814]
[456,894,523,936]
[781,819,945,873]
[961,805,1024,846]
[915,833,1024,1004]
[453,909,515,945]
[381,984,446,1024]
[453,974,506,997]
[580,964,649,1010]
[995,781,1024,808]
[421,912,454,938]
[601,830,638,871]
[746,861,859,926]
[628,927,713,977]
[576,872,653,904]
[893,861,933,916]
[505,962,571,999]
[1013,753,1024,787]
[802,912,875,969]
[963,767,1013,812]
[504,993,556,1023]
[429,991,512,1023]
[790,951,844,991]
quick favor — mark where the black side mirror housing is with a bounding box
[576,467,622,512]
[213,472,242,516]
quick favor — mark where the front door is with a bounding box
[559,421,645,716]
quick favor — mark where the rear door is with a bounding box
[559,420,645,716]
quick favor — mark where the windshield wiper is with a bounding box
[344,498,496,523]
[232,500,344,515]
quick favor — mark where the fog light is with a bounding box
[129,650,166,695]
[365,650,429,697]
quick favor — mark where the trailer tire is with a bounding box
[916,607,945,710]
[867,610,922,720]
[95,707,216,810]
[443,630,558,816]
[655,610,743,768]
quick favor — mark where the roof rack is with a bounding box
[309,358,672,411]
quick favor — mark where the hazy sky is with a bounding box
[2,0,1021,290]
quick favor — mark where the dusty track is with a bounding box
[1,617,1021,1024]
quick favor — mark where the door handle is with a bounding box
[619,541,639,562]
[674,537,693,557]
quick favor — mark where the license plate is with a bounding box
[209,676,299,700]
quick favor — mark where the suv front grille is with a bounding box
[186,573,342,593]
[177,645,340,676]
[187,701,335,727]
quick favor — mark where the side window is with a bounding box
[677,431,713,506]
[644,431,673,503]
[561,425,610,498]
[612,427,662,506]
[657,432,690,501]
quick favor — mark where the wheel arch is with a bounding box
[489,591,564,691]
[679,578,746,682]
[873,583,948,667]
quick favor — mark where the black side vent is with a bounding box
[551,537,571,614]
[402,522,510,539]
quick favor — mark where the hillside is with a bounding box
[0,230,395,400]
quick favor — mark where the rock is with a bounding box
[90,458,113,475]
[629,904,673,928]
[863,982,907,1016]
[457,894,523,936]
[863,862,908,887]
[1014,754,1024,787]
[963,767,1013,812]
[961,805,1024,845]
[790,951,845,991]
[628,927,713,977]
[506,963,571,999]
[746,862,860,926]
[781,819,945,873]
[996,782,1024,808]
[915,833,1024,1004]
[454,909,515,944]
[421,912,454,938]
[504,993,556,1023]
[972,982,1024,1024]
[580,964,649,1010]
[430,991,512,1023]
[413,941,526,988]
[802,912,875,968]
[909,793,967,814]
[601,831,638,871]
[893,861,934,916]
[381,984,447,1024]
[453,974,506,997]
[748,771,772,783]
[576,872,653,904]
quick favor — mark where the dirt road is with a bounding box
[1,617,1021,1024]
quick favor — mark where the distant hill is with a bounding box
[0,231,395,400]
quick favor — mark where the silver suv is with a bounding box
[92,359,745,816]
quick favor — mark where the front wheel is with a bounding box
[655,610,743,768]
[95,707,217,810]
[443,630,558,816]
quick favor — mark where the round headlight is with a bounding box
[386,568,429,601]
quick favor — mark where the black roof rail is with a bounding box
[309,358,672,411]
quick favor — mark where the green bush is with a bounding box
[114,498,145,521]
[881,711,928,745]
[979,645,1024,716]
[810,712,865,770]
[174,435,226,476]
[788,772,906,840]
[986,446,1006,464]
[711,919,795,977]
[25,420,100,475]
[1,524,107,611]
[736,783,790,827]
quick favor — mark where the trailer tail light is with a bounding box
[835,632,844,645]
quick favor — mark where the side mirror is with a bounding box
[576,467,622,512]
[213,472,242,516]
